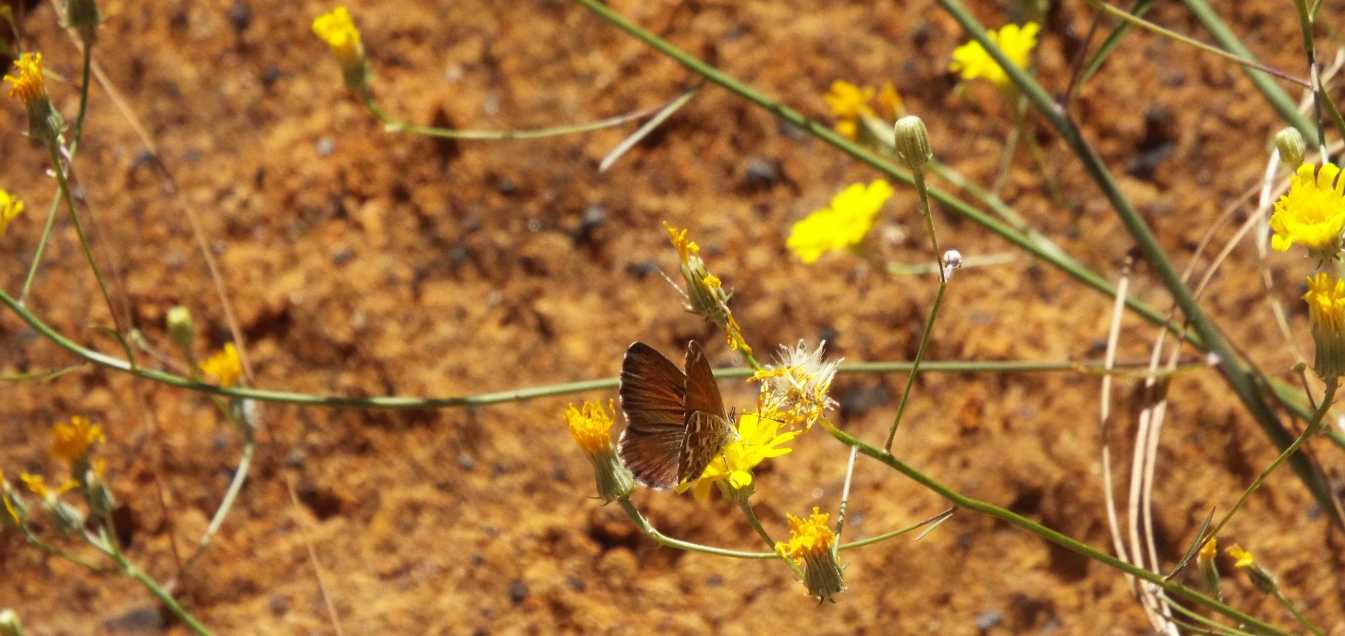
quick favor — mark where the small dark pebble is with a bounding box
[228,1,252,32]
[457,453,476,470]
[571,204,607,245]
[566,576,586,592]
[508,580,529,604]
[975,610,1002,631]
[742,157,782,190]
[269,594,289,616]
[624,260,659,278]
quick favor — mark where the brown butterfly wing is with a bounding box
[678,341,732,484]
[617,342,687,490]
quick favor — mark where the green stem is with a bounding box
[0,364,86,382]
[1205,378,1338,542]
[831,446,859,560]
[185,429,254,567]
[935,0,1340,528]
[1079,0,1154,85]
[110,550,211,635]
[826,425,1289,634]
[1273,587,1323,636]
[70,38,93,152]
[1180,0,1318,140]
[361,92,660,141]
[885,280,947,450]
[1086,0,1309,87]
[47,142,121,338]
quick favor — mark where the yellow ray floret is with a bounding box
[49,416,104,466]
[200,343,243,387]
[564,400,615,457]
[679,412,796,501]
[0,189,23,235]
[312,7,364,69]
[3,52,46,106]
[950,23,1040,87]
[1270,162,1345,256]
[787,180,894,264]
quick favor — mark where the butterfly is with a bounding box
[618,340,736,490]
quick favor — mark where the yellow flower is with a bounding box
[3,52,45,106]
[823,80,903,140]
[661,222,751,355]
[1304,272,1345,379]
[753,341,840,432]
[1198,537,1218,564]
[564,400,615,457]
[663,221,700,264]
[312,7,368,91]
[787,180,894,264]
[1270,162,1345,257]
[1225,544,1278,594]
[1,474,20,527]
[679,412,797,501]
[950,22,1040,88]
[18,473,75,500]
[776,507,845,602]
[0,189,23,235]
[200,343,243,387]
[1226,545,1255,569]
[49,416,104,467]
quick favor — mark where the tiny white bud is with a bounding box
[941,249,962,280]
[1204,352,1222,367]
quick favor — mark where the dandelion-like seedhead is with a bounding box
[563,400,633,502]
[949,22,1040,88]
[787,180,893,264]
[1303,272,1345,379]
[0,189,23,236]
[678,412,796,501]
[312,6,369,92]
[753,340,840,432]
[1270,162,1345,258]
[776,507,845,602]
[201,343,244,387]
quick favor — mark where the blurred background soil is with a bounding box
[2,0,1344,633]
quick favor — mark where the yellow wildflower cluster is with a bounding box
[950,22,1040,88]
[776,507,845,601]
[787,180,894,264]
[823,80,902,139]
[201,343,244,387]
[1270,162,1345,258]
[0,189,23,235]
[678,412,797,501]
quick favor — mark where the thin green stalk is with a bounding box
[1290,0,1327,155]
[18,525,104,573]
[991,93,1027,195]
[361,92,659,141]
[1180,0,1317,140]
[840,508,954,550]
[2,284,1209,408]
[47,142,121,337]
[885,280,947,450]
[70,38,93,152]
[1079,0,1154,85]
[736,495,802,578]
[1086,0,1309,88]
[1205,378,1338,543]
[1273,588,1323,636]
[0,364,86,382]
[826,425,1289,634]
[935,0,1340,528]
[185,429,254,567]
[106,547,211,635]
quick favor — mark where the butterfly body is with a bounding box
[618,341,735,490]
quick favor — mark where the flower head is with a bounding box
[49,416,104,467]
[18,472,75,501]
[4,52,46,106]
[787,180,893,264]
[565,400,616,457]
[563,400,634,502]
[1197,538,1222,599]
[679,412,797,501]
[823,80,902,139]
[201,343,243,387]
[776,507,845,602]
[0,189,23,236]
[753,341,840,432]
[662,222,754,356]
[312,7,368,92]
[950,22,1040,88]
[1270,162,1345,258]
[1304,272,1345,379]
[1225,544,1277,594]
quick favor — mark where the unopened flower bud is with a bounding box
[166,305,195,353]
[893,115,932,170]
[66,0,101,45]
[1273,127,1306,168]
[941,249,962,281]
[1196,538,1222,601]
